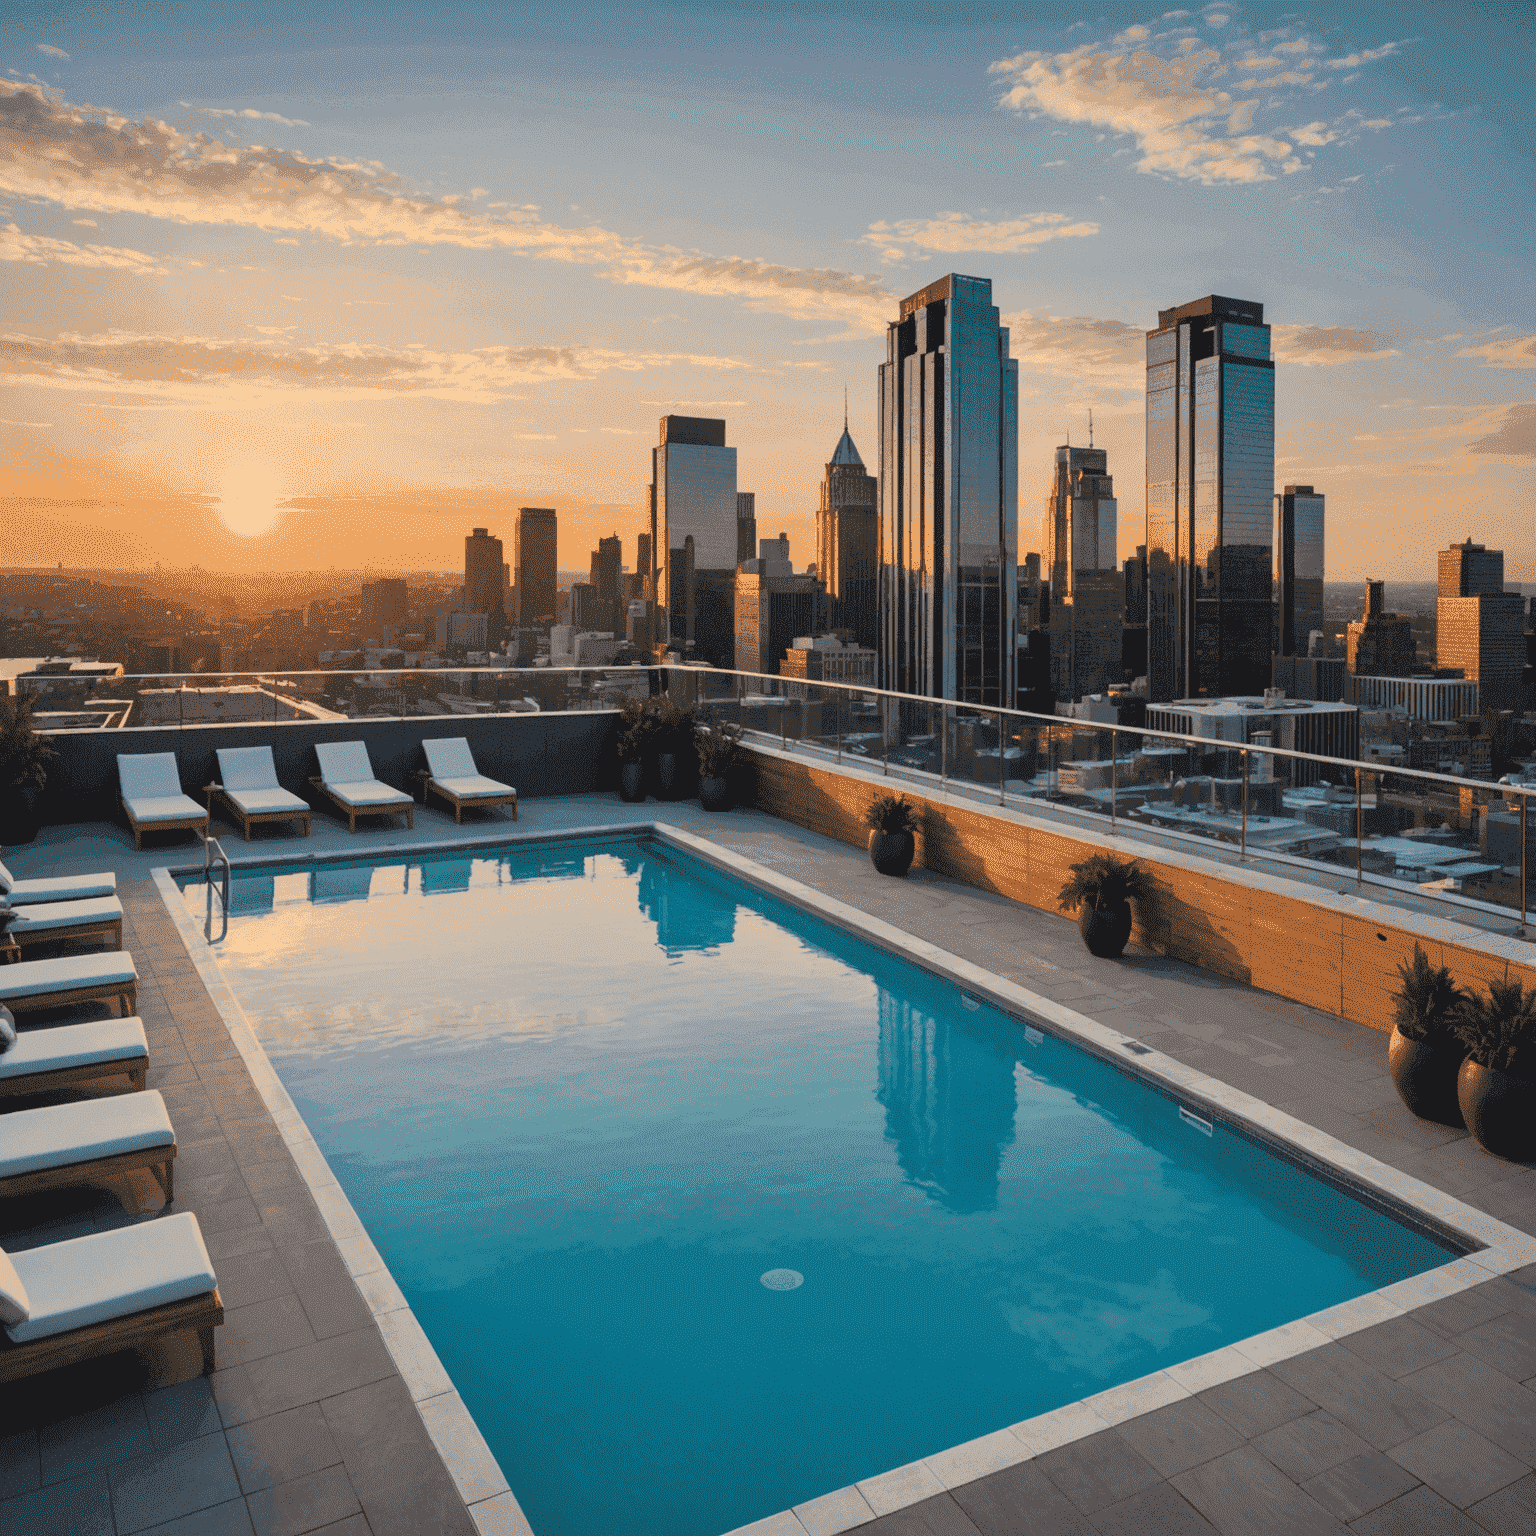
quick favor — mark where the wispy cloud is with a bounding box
[1001,312,1146,389]
[1458,335,1536,369]
[182,103,312,129]
[1271,324,1400,365]
[36,44,70,61]
[1467,403,1536,458]
[0,328,749,406]
[861,211,1098,264]
[0,221,166,275]
[989,17,1421,186]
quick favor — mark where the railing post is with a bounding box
[941,703,948,788]
[837,687,843,765]
[882,695,889,778]
[1110,728,1117,831]
[1521,791,1529,936]
[1356,769,1364,885]
[1240,748,1249,862]
[997,710,1005,806]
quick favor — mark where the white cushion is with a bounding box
[3,896,122,936]
[0,951,138,1002]
[225,786,309,816]
[215,746,280,792]
[123,793,207,825]
[0,859,11,895]
[423,737,478,780]
[5,1211,215,1344]
[316,741,375,784]
[117,753,183,800]
[324,780,411,809]
[0,1006,14,1051]
[0,1089,173,1179]
[0,1017,147,1081]
[6,873,117,907]
[0,1248,28,1326]
[432,775,515,801]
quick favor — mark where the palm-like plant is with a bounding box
[1392,944,1466,1044]
[865,793,917,836]
[1057,854,1154,914]
[0,695,55,792]
[615,699,655,764]
[1454,979,1536,1078]
[695,721,742,777]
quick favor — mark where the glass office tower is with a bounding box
[1145,295,1275,700]
[1273,484,1325,658]
[878,274,1018,705]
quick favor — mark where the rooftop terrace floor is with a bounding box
[2,792,1534,1536]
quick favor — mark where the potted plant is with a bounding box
[0,694,56,846]
[694,721,742,812]
[1387,944,1467,1126]
[1453,978,1536,1161]
[648,698,696,799]
[1057,854,1153,959]
[615,700,653,802]
[865,793,918,876]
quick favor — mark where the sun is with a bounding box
[216,455,286,537]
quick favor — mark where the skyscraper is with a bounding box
[1347,581,1415,676]
[878,274,1018,704]
[817,417,879,652]
[650,415,737,658]
[1043,443,1123,701]
[513,508,558,627]
[1437,540,1525,710]
[359,578,408,640]
[464,528,505,641]
[1145,294,1275,701]
[736,492,757,566]
[1273,485,1325,659]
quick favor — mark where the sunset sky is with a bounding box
[2,1,1531,580]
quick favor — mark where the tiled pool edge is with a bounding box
[151,864,534,1536]
[157,826,1536,1536]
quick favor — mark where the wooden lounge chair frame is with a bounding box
[205,781,313,841]
[0,1286,223,1385]
[7,911,124,955]
[3,977,138,1018]
[0,1056,147,1103]
[0,1142,175,1216]
[308,777,414,834]
[415,771,518,825]
[120,795,208,853]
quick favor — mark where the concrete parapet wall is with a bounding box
[35,712,621,825]
[745,744,1536,1034]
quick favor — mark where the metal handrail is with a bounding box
[203,834,231,943]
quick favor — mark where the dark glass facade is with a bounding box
[878,274,1017,704]
[1274,485,1325,657]
[1145,295,1275,700]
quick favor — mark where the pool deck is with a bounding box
[3,792,1535,1536]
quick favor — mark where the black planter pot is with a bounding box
[656,752,678,799]
[1078,899,1133,958]
[618,762,646,802]
[1458,1059,1536,1162]
[0,786,42,846]
[699,776,731,812]
[1388,1028,1466,1127]
[868,829,915,877]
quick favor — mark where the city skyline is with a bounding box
[1,2,1531,580]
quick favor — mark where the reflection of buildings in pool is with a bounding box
[226,875,275,915]
[635,858,737,954]
[877,992,1018,1215]
[419,859,474,895]
[312,867,376,905]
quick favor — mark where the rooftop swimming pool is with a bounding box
[180,834,1454,1536]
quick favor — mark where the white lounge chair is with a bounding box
[0,952,138,1018]
[0,1211,222,1384]
[210,746,312,840]
[117,754,208,851]
[421,738,518,824]
[310,742,414,833]
[0,1015,148,1102]
[0,859,116,907]
[1,895,124,953]
[0,1089,175,1214]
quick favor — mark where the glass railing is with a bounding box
[26,662,1534,927]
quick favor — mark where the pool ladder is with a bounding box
[203,834,231,943]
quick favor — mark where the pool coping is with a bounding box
[155,823,1536,1536]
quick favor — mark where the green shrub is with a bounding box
[864,793,917,836]
[1391,944,1465,1044]
[0,695,55,792]
[1454,978,1536,1078]
[1057,854,1154,914]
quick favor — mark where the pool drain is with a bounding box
[760,1269,804,1291]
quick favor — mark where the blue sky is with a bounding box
[2,1,1531,577]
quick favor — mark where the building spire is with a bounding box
[1089,408,1094,448]
[843,386,848,434]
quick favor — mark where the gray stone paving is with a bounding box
[3,790,1535,1536]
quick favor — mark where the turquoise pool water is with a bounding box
[184,837,1452,1536]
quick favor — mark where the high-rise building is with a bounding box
[734,537,821,678]
[1346,580,1415,676]
[514,508,558,628]
[464,528,504,622]
[1437,540,1525,711]
[817,418,879,653]
[1044,443,1123,702]
[1274,485,1325,659]
[360,578,408,640]
[650,415,737,657]
[878,273,1018,704]
[736,492,757,567]
[1145,294,1275,701]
